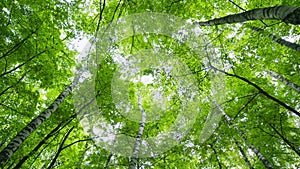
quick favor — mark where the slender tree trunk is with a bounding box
[0,26,41,60]
[268,124,300,157]
[234,140,254,169]
[210,144,222,169]
[13,114,76,168]
[250,26,300,53]
[77,143,89,168]
[129,91,146,169]
[0,70,28,97]
[210,66,300,118]
[195,6,300,26]
[265,69,300,94]
[105,153,113,169]
[0,50,46,78]
[249,145,274,169]
[47,127,74,169]
[211,99,274,169]
[0,82,75,167]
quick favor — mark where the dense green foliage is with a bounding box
[0,0,299,168]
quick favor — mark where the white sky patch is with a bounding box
[282,35,300,43]
[79,70,91,82]
[2,7,10,14]
[141,74,154,85]
[192,26,202,36]
[72,36,90,53]
[38,89,48,100]
[226,23,243,39]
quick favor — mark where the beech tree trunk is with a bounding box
[249,145,274,169]
[0,82,75,167]
[265,69,300,94]
[129,91,146,169]
[268,124,300,157]
[250,26,300,53]
[210,66,300,118]
[212,99,274,169]
[13,113,76,168]
[234,140,254,169]
[196,6,300,26]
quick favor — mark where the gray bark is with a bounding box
[234,140,254,169]
[129,91,146,169]
[265,69,300,94]
[210,66,300,118]
[268,124,300,157]
[0,82,75,167]
[250,26,300,53]
[211,99,274,169]
[196,6,300,26]
[249,145,274,169]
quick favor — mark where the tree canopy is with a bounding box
[0,0,299,168]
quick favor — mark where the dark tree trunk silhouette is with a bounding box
[249,26,300,53]
[249,145,274,169]
[210,143,223,169]
[0,82,75,167]
[105,153,113,169]
[234,140,254,169]
[13,114,76,169]
[0,26,41,60]
[210,66,300,118]
[47,127,74,169]
[268,124,300,157]
[212,99,274,169]
[196,6,300,26]
[0,50,46,78]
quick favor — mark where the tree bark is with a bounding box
[210,66,300,118]
[196,6,300,26]
[250,26,300,53]
[0,82,75,167]
[13,114,76,168]
[268,124,300,157]
[129,91,146,169]
[234,140,254,169]
[212,99,274,169]
[249,145,274,169]
[265,69,300,94]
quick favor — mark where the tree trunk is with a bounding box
[234,140,254,169]
[268,124,300,157]
[129,91,146,169]
[0,82,75,167]
[105,153,113,169]
[265,69,300,94]
[249,145,274,169]
[210,144,222,169]
[196,6,300,26]
[47,127,74,169]
[0,50,46,78]
[13,114,76,168]
[212,99,274,169]
[210,66,300,118]
[249,26,300,53]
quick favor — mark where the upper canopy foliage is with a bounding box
[0,0,299,168]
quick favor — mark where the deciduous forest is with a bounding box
[0,0,299,168]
